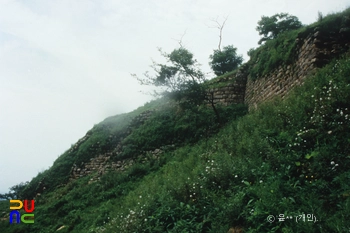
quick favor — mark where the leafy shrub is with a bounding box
[209,45,243,76]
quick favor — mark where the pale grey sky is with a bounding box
[0,0,348,194]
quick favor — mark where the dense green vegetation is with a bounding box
[1,52,350,233]
[101,56,350,232]
[13,100,166,199]
[1,8,350,233]
[209,45,243,76]
[248,7,350,80]
[256,13,302,45]
[247,28,301,80]
[5,97,245,202]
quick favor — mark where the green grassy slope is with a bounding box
[2,53,350,233]
[1,8,350,233]
[98,56,350,233]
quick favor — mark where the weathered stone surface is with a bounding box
[245,29,350,110]
[206,67,248,106]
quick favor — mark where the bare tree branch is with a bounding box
[171,30,187,48]
[207,16,229,51]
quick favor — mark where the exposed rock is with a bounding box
[56,225,65,231]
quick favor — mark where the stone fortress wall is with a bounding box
[69,28,350,182]
[209,28,350,109]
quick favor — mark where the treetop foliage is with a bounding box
[256,13,303,44]
[133,47,204,95]
[0,182,28,200]
[209,45,243,76]
[133,47,207,108]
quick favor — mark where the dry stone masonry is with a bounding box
[69,148,164,183]
[207,66,248,106]
[67,27,350,183]
[207,28,350,109]
[245,28,350,109]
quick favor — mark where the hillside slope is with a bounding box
[1,8,350,233]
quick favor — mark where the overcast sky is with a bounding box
[0,0,348,194]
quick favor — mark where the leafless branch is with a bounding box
[172,30,187,47]
[207,16,229,51]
